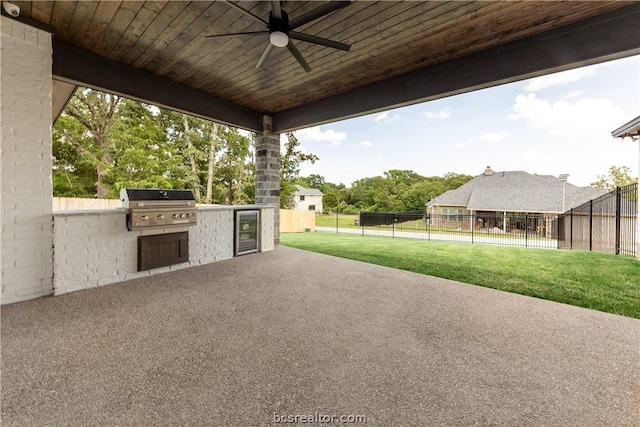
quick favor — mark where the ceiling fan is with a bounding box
[206,1,352,72]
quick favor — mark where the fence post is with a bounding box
[392,214,395,238]
[589,200,593,251]
[525,214,528,248]
[570,208,573,249]
[471,214,474,244]
[615,186,621,255]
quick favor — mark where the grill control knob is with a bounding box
[180,214,186,218]
[172,214,179,219]
[157,214,165,220]
[141,215,149,221]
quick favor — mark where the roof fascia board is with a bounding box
[273,4,640,133]
[52,40,263,132]
[612,115,640,138]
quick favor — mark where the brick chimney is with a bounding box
[484,166,493,176]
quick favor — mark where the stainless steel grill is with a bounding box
[120,188,197,231]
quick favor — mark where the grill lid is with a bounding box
[120,188,196,209]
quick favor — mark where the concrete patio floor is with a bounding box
[2,246,639,426]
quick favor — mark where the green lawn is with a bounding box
[280,232,640,319]
[316,213,359,228]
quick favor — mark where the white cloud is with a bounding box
[479,130,510,143]
[563,90,584,100]
[295,126,347,147]
[355,140,373,148]
[373,111,401,124]
[424,108,452,119]
[523,65,600,92]
[508,93,628,138]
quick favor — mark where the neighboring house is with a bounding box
[293,185,323,214]
[427,166,607,236]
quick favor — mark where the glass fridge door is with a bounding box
[236,210,259,255]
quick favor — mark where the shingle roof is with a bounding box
[294,185,323,196]
[429,171,607,213]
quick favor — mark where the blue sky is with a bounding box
[292,55,640,187]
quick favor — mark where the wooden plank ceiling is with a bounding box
[9,1,640,131]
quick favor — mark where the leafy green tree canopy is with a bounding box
[591,166,637,191]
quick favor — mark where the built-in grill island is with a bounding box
[120,188,198,271]
[120,188,197,230]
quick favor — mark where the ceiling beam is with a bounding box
[273,3,640,133]
[52,40,263,132]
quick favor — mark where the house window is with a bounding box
[299,195,305,201]
[308,205,316,211]
[443,208,464,222]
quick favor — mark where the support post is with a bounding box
[615,186,621,255]
[589,200,593,251]
[255,115,280,245]
[570,208,573,249]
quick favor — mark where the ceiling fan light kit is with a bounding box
[269,31,289,48]
[207,1,352,72]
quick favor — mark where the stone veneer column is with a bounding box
[1,17,54,303]
[255,115,280,244]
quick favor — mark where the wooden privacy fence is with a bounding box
[53,197,121,211]
[280,209,316,233]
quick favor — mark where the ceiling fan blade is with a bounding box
[289,31,350,51]
[271,0,282,20]
[287,41,311,73]
[205,31,269,39]
[289,1,351,30]
[256,43,274,69]
[222,0,267,25]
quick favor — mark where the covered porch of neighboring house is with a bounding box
[428,208,556,238]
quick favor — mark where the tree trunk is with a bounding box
[183,114,202,202]
[205,122,218,204]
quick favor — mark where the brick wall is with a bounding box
[255,115,280,244]
[1,17,54,304]
[52,206,274,296]
[260,208,275,252]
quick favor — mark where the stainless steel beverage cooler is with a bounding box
[235,210,260,256]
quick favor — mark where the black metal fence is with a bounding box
[323,211,559,249]
[557,183,637,256]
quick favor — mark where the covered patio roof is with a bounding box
[7,1,640,132]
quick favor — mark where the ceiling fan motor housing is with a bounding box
[269,10,290,34]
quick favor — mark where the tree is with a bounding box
[214,125,254,205]
[55,88,121,198]
[110,100,183,194]
[205,122,219,203]
[443,172,474,191]
[53,113,101,197]
[306,173,326,189]
[591,166,637,191]
[280,133,319,208]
